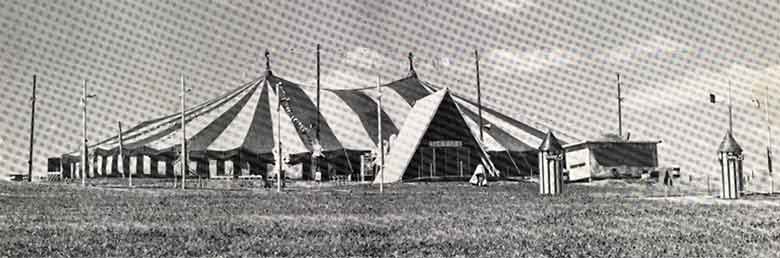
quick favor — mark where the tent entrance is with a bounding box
[414,146,471,180]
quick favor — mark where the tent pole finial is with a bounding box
[265,50,271,75]
[408,52,416,76]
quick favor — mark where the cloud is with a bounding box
[483,48,577,74]
[610,35,688,61]
[476,0,531,14]
[303,47,394,89]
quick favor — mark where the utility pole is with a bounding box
[475,50,483,141]
[617,73,624,137]
[28,75,36,182]
[180,75,187,190]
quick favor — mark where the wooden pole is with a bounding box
[378,73,383,193]
[617,73,623,137]
[82,79,88,187]
[316,44,321,141]
[28,75,36,182]
[276,82,282,193]
[728,80,733,133]
[119,121,130,187]
[475,50,483,141]
[765,84,774,194]
[181,75,187,190]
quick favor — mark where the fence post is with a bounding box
[707,175,711,196]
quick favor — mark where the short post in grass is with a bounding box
[538,131,565,195]
[718,131,744,199]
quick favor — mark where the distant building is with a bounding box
[564,140,661,181]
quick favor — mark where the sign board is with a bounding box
[429,140,462,148]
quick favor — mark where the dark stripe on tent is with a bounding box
[384,76,434,106]
[121,82,258,145]
[124,82,258,150]
[331,90,399,144]
[188,84,260,151]
[420,80,552,144]
[242,84,276,154]
[269,76,342,151]
[106,79,262,147]
[459,105,533,152]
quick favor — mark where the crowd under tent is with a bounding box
[56,66,558,182]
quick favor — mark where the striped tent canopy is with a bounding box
[59,70,561,180]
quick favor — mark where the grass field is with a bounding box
[1,179,779,258]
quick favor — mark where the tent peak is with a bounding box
[718,130,742,153]
[539,131,563,152]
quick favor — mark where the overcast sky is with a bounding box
[1,0,778,183]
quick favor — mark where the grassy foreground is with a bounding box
[1,180,779,258]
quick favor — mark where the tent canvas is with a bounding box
[374,89,497,184]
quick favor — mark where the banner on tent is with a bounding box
[428,140,462,148]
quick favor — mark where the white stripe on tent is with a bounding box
[89,155,96,178]
[453,95,543,148]
[148,83,258,150]
[308,87,374,150]
[101,81,258,151]
[208,83,267,151]
[95,79,261,150]
[268,85,309,154]
[225,160,234,176]
[209,159,218,178]
[460,111,504,151]
[158,160,166,176]
[358,87,413,130]
[96,155,104,176]
[375,90,446,183]
[106,155,114,176]
[129,156,137,175]
[142,155,151,176]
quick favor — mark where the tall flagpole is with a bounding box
[765,84,774,193]
[181,75,187,190]
[316,44,321,142]
[82,79,88,187]
[617,73,623,137]
[475,50,483,142]
[728,80,733,133]
[28,75,36,182]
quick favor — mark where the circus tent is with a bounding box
[58,68,558,181]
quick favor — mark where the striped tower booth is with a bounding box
[538,131,564,195]
[718,131,744,199]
